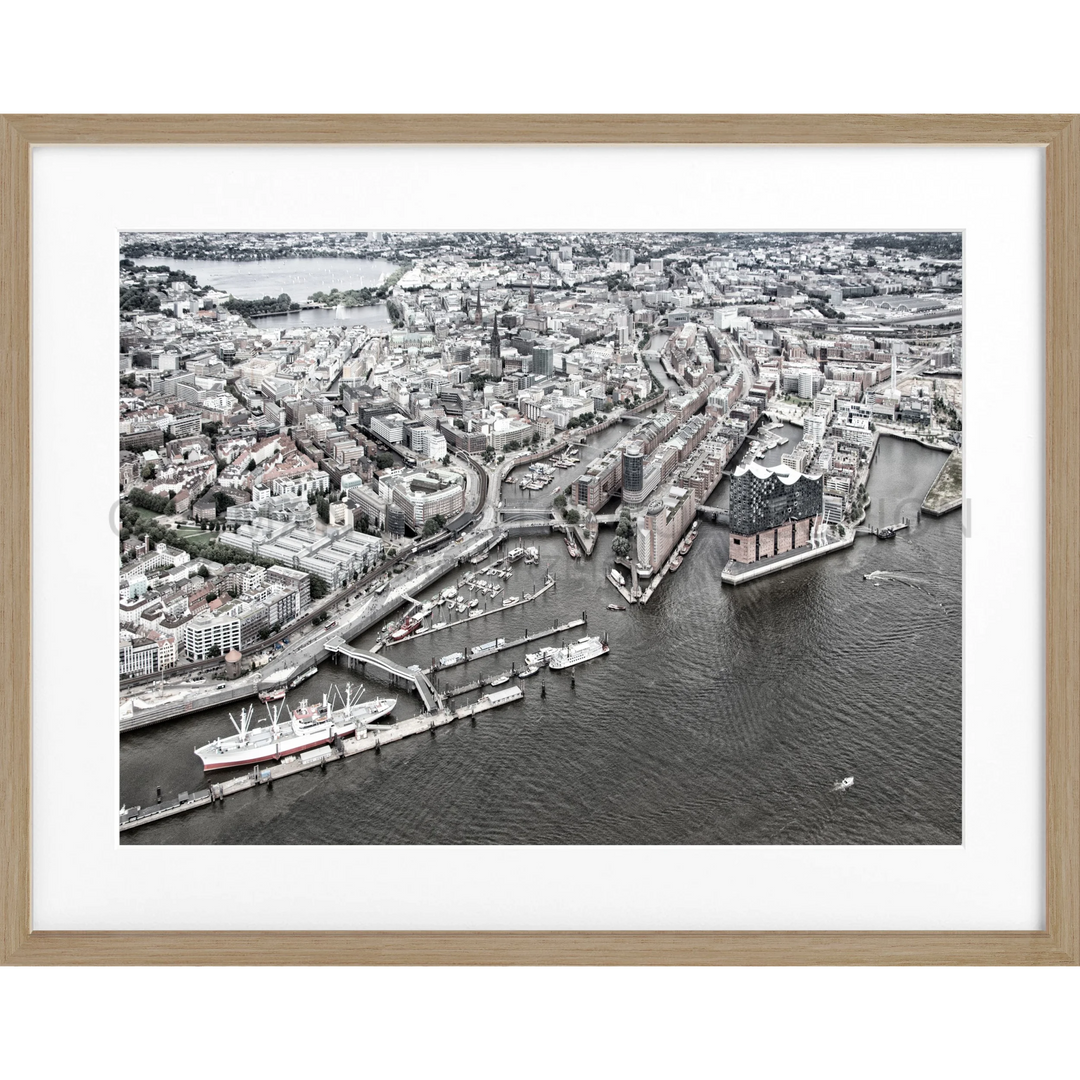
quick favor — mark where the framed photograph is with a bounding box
[1,115,1076,965]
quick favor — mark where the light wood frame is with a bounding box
[1,115,1076,965]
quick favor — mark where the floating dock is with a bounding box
[380,573,556,647]
[120,686,526,833]
[435,617,588,696]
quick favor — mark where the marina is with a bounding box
[435,614,589,671]
[378,572,558,647]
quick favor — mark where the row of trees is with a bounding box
[308,279,395,307]
[223,293,301,317]
[612,508,634,560]
[127,487,174,514]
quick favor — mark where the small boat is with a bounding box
[489,674,511,686]
[670,555,684,572]
[832,776,855,792]
[287,665,318,690]
[517,664,540,678]
[258,686,287,703]
[468,599,479,609]
[523,592,532,601]
[503,596,520,606]
[431,621,448,631]
[607,603,627,611]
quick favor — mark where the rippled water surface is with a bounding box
[121,436,961,845]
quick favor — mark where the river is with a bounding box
[120,431,960,846]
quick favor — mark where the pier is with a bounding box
[325,641,441,711]
[119,686,526,833]
[435,617,587,694]
[379,573,557,647]
[854,520,911,539]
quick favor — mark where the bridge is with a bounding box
[326,639,441,712]
[697,505,729,525]
[497,507,559,533]
[498,506,556,521]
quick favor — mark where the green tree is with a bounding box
[376,452,395,470]
[422,514,447,538]
[554,494,567,511]
[564,508,581,525]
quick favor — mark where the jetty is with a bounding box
[435,616,587,695]
[119,686,525,833]
[379,573,556,647]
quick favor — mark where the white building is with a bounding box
[329,502,355,530]
[183,611,243,661]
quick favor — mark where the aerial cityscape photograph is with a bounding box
[117,229,964,845]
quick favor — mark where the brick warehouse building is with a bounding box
[728,462,823,565]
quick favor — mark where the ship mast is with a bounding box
[265,700,282,739]
[228,704,254,746]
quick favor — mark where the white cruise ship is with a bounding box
[547,636,609,670]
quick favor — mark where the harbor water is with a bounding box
[120,434,961,846]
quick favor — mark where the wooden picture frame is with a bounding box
[1,114,1076,965]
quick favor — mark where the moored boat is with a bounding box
[288,665,318,690]
[389,615,423,642]
[195,686,397,772]
[548,636,609,670]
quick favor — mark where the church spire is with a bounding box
[474,285,483,326]
[490,316,501,359]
